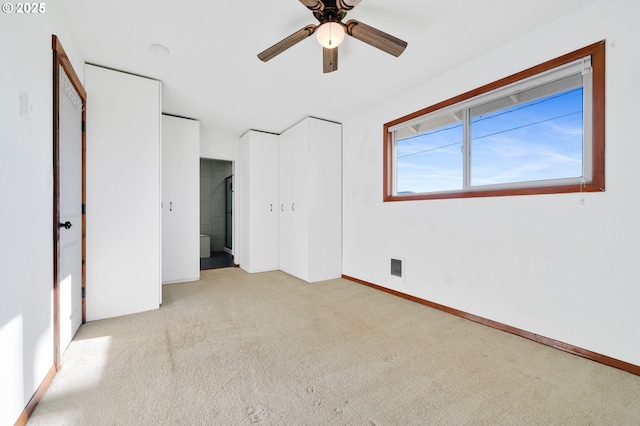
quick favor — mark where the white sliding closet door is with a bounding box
[85,64,162,321]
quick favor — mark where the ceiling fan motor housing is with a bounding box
[313,0,347,25]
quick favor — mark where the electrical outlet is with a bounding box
[20,91,35,119]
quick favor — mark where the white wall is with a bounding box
[0,2,84,423]
[342,0,640,366]
[200,128,239,162]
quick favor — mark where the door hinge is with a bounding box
[82,287,86,299]
[82,204,86,215]
[82,120,86,132]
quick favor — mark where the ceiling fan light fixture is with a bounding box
[315,22,345,49]
[258,1,408,72]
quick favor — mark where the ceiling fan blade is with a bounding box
[323,47,338,73]
[344,19,407,57]
[336,0,361,11]
[299,0,324,12]
[258,25,317,62]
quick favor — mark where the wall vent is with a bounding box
[390,257,404,280]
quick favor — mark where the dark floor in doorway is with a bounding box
[200,251,235,270]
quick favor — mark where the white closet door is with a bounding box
[279,119,309,280]
[85,64,161,321]
[239,131,279,273]
[278,117,342,283]
[162,115,200,284]
[307,118,342,282]
[278,125,295,276]
[251,134,279,271]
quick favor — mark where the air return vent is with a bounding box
[390,257,404,282]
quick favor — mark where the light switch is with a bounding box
[20,91,35,119]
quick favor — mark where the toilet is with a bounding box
[200,234,210,258]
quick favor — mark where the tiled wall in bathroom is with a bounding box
[200,158,232,253]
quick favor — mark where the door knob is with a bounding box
[59,221,72,229]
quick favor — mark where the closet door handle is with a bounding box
[291,203,295,211]
[281,203,284,212]
[270,203,273,212]
[169,201,173,212]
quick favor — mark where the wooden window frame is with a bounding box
[383,40,605,202]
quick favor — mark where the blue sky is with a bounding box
[396,88,583,193]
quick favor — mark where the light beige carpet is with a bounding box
[28,268,640,425]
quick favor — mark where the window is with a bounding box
[383,41,605,201]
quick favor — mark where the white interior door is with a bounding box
[58,67,83,352]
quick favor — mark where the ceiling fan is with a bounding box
[257,0,408,73]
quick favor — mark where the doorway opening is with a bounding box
[200,158,234,270]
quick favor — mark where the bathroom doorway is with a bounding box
[200,158,234,269]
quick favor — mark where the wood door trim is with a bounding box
[13,364,56,426]
[52,34,86,370]
[342,274,640,376]
[52,36,86,99]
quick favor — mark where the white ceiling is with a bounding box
[58,0,598,137]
